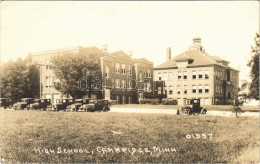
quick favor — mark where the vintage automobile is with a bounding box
[48,98,74,111]
[177,99,207,115]
[0,98,13,109]
[76,98,94,112]
[85,99,110,112]
[162,98,178,105]
[13,98,35,110]
[28,99,51,110]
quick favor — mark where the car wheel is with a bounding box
[103,107,110,112]
[87,108,92,112]
[201,109,207,114]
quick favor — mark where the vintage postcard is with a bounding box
[0,1,259,163]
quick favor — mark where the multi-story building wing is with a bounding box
[32,46,153,104]
[154,38,239,105]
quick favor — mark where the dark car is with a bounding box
[48,98,74,111]
[13,98,35,110]
[66,99,83,112]
[76,98,94,112]
[0,98,13,109]
[85,99,110,112]
[28,99,51,110]
[177,99,207,115]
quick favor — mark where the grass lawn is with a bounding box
[0,110,259,163]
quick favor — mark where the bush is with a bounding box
[162,98,178,105]
[139,99,159,105]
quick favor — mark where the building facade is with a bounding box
[153,38,239,105]
[32,46,153,104]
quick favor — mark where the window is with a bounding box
[122,80,126,89]
[205,85,209,93]
[139,73,143,82]
[192,85,196,93]
[105,66,110,78]
[178,72,182,80]
[205,70,209,79]
[128,80,132,88]
[163,72,168,80]
[147,69,151,78]
[119,80,122,88]
[115,63,120,74]
[184,85,187,94]
[177,85,181,94]
[128,65,132,75]
[46,76,54,88]
[158,73,162,81]
[198,85,202,93]
[183,71,187,80]
[46,59,51,70]
[192,71,196,79]
[158,87,162,94]
[121,64,126,74]
[199,71,203,79]
[204,98,209,105]
[115,79,120,88]
[146,82,151,91]
[169,86,173,95]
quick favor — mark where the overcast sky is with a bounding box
[0,1,259,82]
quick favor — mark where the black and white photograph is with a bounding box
[0,1,259,163]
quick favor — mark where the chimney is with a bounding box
[166,47,171,61]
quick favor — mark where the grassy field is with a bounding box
[0,110,259,163]
[112,104,260,112]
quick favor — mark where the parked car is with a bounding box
[48,98,74,111]
[162,98,178,105]
[77,98,94,112]
[13,98,34,110]
[85,99,110,112]
[0,98,13,109]
[28,99,51,110]
[177,99,207,115]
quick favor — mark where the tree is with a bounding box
[232,87,245,118]
[51,51,102,99]
[247,33,259,100]
[0,55,40,101]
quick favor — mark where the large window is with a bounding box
[192,71,196,79]
[158,73,162,81]
[121,64,126,74]
[46,59,51,70]
[105,66,110,78]
[205,70,209,79]
[199,71,203,79]
[46,76,54,88]
[205,85,209,93]
[169,86,173,95]
[147,69,151,78]
[198,85,202,93]
[115,63,120,74]
[184,85,187,94]
[192,85,196,93]
[158,87,162,94]
[183,71,187,80]
[177,85,181,94]
[178,72,182,80]
[128,65,132,75]
[122,80,126,89]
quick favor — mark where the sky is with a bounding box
[0,1,259,83]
